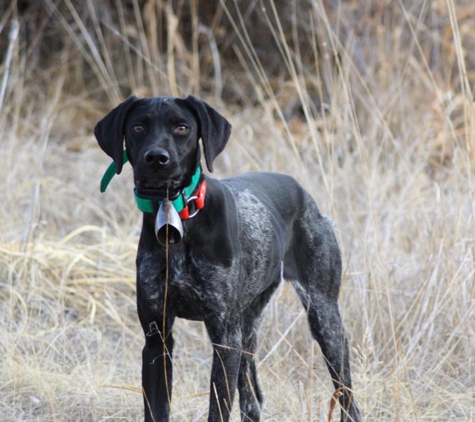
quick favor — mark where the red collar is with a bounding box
[178,179,207,219]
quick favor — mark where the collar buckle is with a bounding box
[179,180,207,219]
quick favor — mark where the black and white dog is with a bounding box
[94,96,361,422]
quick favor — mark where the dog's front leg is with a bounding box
[141,317,175,422]
[206,321,243,422]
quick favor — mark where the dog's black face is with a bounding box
[94,95,232,197]
[125,98,200,196]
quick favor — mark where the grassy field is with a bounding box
[1,1,474,421]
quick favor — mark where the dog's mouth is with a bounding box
[135,177,183,199]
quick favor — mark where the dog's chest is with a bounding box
[137,250,217,320]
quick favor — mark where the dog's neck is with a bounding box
[133,165,205,218]
[100,149,205,219]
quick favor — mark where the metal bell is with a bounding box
[155,199,184,245]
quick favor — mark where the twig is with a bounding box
[0,20,19,116]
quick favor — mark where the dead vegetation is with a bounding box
[0,0,474,420]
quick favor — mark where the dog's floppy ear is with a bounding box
[182,95,232,172]
[94,96,138,175]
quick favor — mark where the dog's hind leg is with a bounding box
[286,204,361,422]
[238,281,280,421]
[300,292,360,421]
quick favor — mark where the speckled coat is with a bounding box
[94,96,361,422]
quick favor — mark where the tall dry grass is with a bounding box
[1,0,474,420]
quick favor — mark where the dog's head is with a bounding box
[94,96,231,196]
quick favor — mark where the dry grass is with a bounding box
[1,0,475,421]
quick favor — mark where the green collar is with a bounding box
[100,150,129,193]
[133,166,202,214]
[100,150,203,215]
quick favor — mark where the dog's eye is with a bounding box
[132,125,145,133]
[174,125,189,135]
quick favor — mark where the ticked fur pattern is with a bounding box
[94,95,361,422]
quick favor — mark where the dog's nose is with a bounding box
[144,148,170,166]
